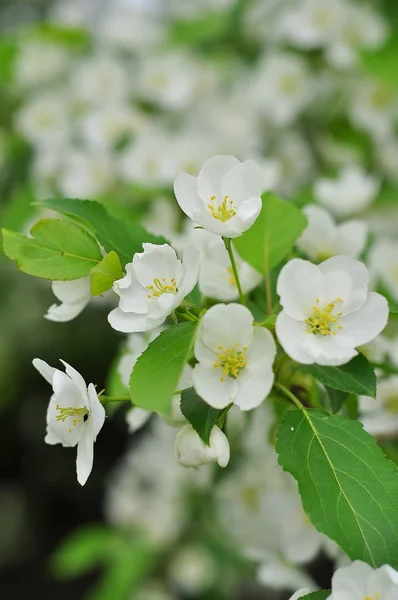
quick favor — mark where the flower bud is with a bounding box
[174,424,230,468]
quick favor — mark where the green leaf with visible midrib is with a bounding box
[38,198,166,267]
[130,322,197,415]
[2,219,102,280]
[90,251,123,296]
[277,409,398,568]
[234,192,307,274]
[297,354,376,398]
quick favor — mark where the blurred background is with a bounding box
[2,0,398,598]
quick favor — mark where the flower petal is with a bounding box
[76,423,95,486]
[200,303,254,352]
[319,255,369,314]
[126,407,151,433]
[276,312,314,364]
[52,277,91,303]
[221,160,264,205]
[234,369,274,411]
[87,383,106,439]
[45,298,90,322]
[339,292,389,347]
[32,358,57,385]
[192,363,237,409]
[174,171,199,220]
[197,155,240,200]
[108,307,162,333]
[277,259,324,320]
[226,196,262,237]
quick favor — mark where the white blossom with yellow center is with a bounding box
[32,358,105,486]
[192,304,276,411]
[327,560,398,600]
[108,243,199,333]
[174,155,264,238]
[276,256,389,366]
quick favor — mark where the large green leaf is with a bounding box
[90,251,123,296]
[39,198,166,267]
[130,322,197,414]
[180,387,223,445]
[297,354,376,398]
[2,219,102,280]
[234,193,307,274]
[277,409,398,568]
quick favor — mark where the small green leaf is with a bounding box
[38,198,166,267]
[2,219,102,280]
[51,525,112,579]
[277,409,398,568]
[130,322,197,414]
[234,192,307,274]
[326,386,348,414]
[297,354,376,398]
[180,387,223,445]
[300,592,331,600]
[90,251,123,296]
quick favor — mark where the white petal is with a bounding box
[116,265,149,314]
[126,407,151,433]
[226,196,262,237]
[234,369,275,411]
[45,395,81,447]
[108,307,162,333]
[174,171,199,220]
[245,326,276,369]
[197,155,240,200]
[331,561,373,598]
[334,220,368,259]
[192,206,231,236]
[194,333,218,366]
[277,259,324,320]
[221,160,264,205]
[208,425,230,467]
[133,243,182,288]
[32,358,57,385]
[192,363,237,409]
[45,298,89,322]
[296,205,334,260]
[87,383,106,439]
[76,423,95,485]
[60,360,88,402]
[339,292,389,347]
[52,277,91,303]
[200,303,254,352]
[178,245,200,298]
[319,255,369,314]
[276,312,314,364]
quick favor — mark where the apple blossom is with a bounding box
[108,243,199,333]
[193,304,276,410]
[296,205,367,262]
[174,155,263,238]
[278,0,343,49]
[276,256,389,366]
[328,561,398,600]
[45,276,91,322]
[368,240,398,302]
[175,424,230,468]
[33,358,105,485]
[314,165,379,218]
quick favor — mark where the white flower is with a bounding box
[276,256,389,366]
[80,105,144,150]
[288,589,311,600]
[315,165,379,218]
[175,424,230,468]
[328,561,398,600]
[297,205,368,262]
[253,53,313,126]
[174,155,263,238]
[33,359,105,485]
[71,55,128,106]
[278,0,344,49]
[195,230,262,301]
[359,376,398,437]
[168,546,217,594]
[45,277,91,322]
[58,150,114,198]
[193,304,276,410]
[15,93,70,148]
[349,80,398,140]
[108,243,199,333]
[368,240,398,302]
[15,41,70,88]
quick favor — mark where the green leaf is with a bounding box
[180,387,223,445]
[300,592,331,600]
[51,525,112,578]
[38,198,166,267]
[234,192,307,274]
[130,322,197,414]
[277,409,398,568]
[389,301,398,315]
[90,251,123,296]
[2,219,102,280]
[297,354,376,398]
[361,37,398,90]
[326,386,348,414]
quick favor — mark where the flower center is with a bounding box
[306,298,343,336]
[365,594,380,600]
[146,277,177,299]
[213,344,248,381]
[56,405,88,434]
[208,195,236,222]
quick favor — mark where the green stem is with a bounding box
[223,237,246,306]
[176,310,197,322]
[100,396,131,405]
[274,382,305,411]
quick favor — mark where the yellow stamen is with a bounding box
[56,406,88,426]
[214,343,248,381]
[208,195,236,222]
[146,277,177,299]
[306,298,344,336]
